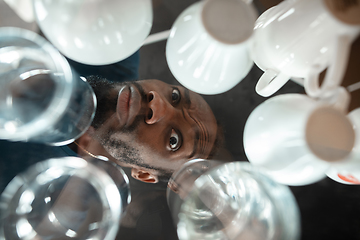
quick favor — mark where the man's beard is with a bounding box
[101,127,143,166]
[100,80,148,165]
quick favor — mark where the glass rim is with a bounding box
[177,161,301,240]
[0,156,123,240]
[0,27,74,141]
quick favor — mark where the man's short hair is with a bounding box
[86,75,118,129]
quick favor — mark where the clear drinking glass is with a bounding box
[167,159,225,226]
[0,27,96,145]
[0,156,130,240]
[167,160,300,240]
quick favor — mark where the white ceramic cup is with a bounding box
[33,0,153,65]
[251,0,360,97]
[326,107,360,184]
[243,91,355,186]
[166,0,257,95]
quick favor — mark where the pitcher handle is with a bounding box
[256,69,290,97]
[304,34,353,98]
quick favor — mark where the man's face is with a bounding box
[96,79,218,173]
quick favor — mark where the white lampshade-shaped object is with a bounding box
[33,0,153,65]
[166,0,257,95]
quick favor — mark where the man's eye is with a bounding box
[169,129,181,151]
[171,88,181,104]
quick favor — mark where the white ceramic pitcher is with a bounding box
[251,0,360,97]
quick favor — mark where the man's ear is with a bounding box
[76,127,97,157]
[77,127,95,149]
[131,168,159,184]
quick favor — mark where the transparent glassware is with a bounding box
[0,27,96,145]
[167,160,300,240]
[0,156,130,240]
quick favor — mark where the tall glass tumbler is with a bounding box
[167,159,225,226]
[0,156,130,240]
[0,27,96,145]
[167,160,300,240]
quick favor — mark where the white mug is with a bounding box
[326,108,360,184]
[251,0,360,97]
[243,91,355,186]
[166,0,257,95]
[33,0,153,65]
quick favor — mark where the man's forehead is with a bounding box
[137,79,167,86]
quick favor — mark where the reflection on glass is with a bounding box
[0,156,130,240]
[168,160,300,240]
[0,27,96,146]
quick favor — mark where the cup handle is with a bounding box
[256,69,290,97]
[304,34,353,98]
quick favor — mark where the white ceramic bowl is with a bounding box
[33,0,153,65]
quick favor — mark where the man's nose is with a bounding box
[145,91,171,124]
